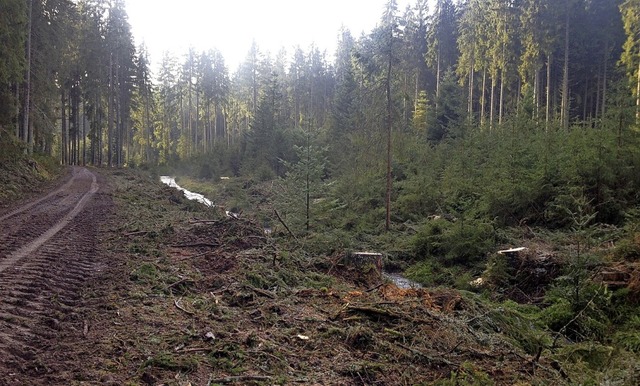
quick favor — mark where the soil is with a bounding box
[0,167,571,385]
[0,166,112,385]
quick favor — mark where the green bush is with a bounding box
[411,218,494,267]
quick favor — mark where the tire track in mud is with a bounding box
[0,167,112,384]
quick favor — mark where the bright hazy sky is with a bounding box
[125,0,423,73]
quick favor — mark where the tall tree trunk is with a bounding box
[23,0,33,153]
[305,129,310,233]
[97,91,103,165]
[188,77,192,157]
[601,40,609,121]
[490,76,496,131]
[195,85,199,153]
[499,69,505,126]
[82,102,86,165]
[595,69,601,124]
[414,70,419,115]
[15,83,20,137]
[468,54,474,123]
[561,1,570,130]
[108,54,114,167]
[145,93,151,162]
[534,69,540,121]
[61,90,67,165]
[481,68,486,127]
[435,48,441,115]
[636,59,640,124]
[546,53,552,131]
[582,77,589,124]
[385,42,393,232]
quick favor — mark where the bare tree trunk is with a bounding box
[385,44,393,232]
[195,84,199,153]
[583,77,589,125]
[435,48,441,115]
[468,53,474,123]
[15,83,20,137]
[499,69,505,126]
[108,54,114,167]
[414,70,419,115]
[595,68,601,124]
[534,69,540,121]
[636,59,640,124]
[546,53,552,131]
[601,40,609,121]
[561,1,570,130]
[490,76,496,131]
[61,90,67,165]
[23,0,33,153]
[480,68,486,127]
[82,102,86,165]
[145,93,151,162]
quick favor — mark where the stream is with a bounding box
[160,176,421,289]
[383,271,422,289]
[160,176,215,207]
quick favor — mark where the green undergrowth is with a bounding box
[0,129,62,204]
[105,166,640,385]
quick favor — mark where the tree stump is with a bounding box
[345,252,383,274]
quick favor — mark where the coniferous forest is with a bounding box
[3,0,640,382]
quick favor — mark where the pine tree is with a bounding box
[620,0,640,123]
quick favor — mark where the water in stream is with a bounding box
[383,271,422,289]
[160,176,215,207]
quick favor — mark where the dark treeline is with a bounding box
[2,0,640,229]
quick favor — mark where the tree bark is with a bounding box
[385,34,393,232]
[561,1,570,130]
[107,53,113,167]
[468,52,474,123]
[480,68,486,127]
[61,90,67,165]
[636,59,640,124]
[601,40,609,121]
[490,76,496,131]
[499,69,505,126]
[15,83,19,138]
[23,0,33,153]
[546,53,552,131]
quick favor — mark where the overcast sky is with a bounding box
[125,0,425,73]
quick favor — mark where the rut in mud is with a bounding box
[0,167,112,384]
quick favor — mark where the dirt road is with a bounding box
[0,167,112,384]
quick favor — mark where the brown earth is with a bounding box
[0,166,112,385]
[0,167,570,385]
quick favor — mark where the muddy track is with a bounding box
[0,167,112,385]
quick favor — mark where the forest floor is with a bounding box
[0,166,633,385]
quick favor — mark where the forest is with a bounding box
[2,0,640,382]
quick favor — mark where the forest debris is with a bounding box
[173,297,194,315]
[274,209,298,240]
[123,230,149,237]
[245,285,276,299]
[396,343,459,367]
[344,305,401,320]
[188,218,222,225]
[207,375,272,385]
[170,242,218,248]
